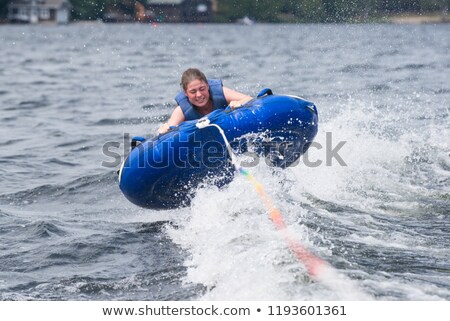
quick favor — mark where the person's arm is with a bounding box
[223,87,253,108]
[158,106,185,134]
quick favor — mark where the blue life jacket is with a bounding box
[175,79,228,121]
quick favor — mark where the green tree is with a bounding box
[419,0,449,11]
[322,0,376,22]
[252,0,284,22]
[0,0,10,18]
[279,0,326,22]
[70,0,137,21]
[70,0,105,20]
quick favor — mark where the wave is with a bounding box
[166,97,450,300]
[0,172,116,206]
[0,219,197,300]
[91,116,166,126]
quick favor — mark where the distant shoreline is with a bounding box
[386,13,449,24]
[0,13,449,25]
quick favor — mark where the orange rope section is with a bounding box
[238,167,327,277]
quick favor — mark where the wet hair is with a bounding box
[180,68,208,90]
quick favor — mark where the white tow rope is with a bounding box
[196,117,238,167]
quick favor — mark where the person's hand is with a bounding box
[229,100,242,109]
[158,123,170,135]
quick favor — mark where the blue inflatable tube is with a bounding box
[118,89,318,209]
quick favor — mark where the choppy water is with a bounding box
[0,22,449,300]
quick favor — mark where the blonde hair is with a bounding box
[180,68,208,90]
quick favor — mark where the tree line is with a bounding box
[1,0,449,22]
[216,0,449,22]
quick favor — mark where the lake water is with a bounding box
[0,22,449,300]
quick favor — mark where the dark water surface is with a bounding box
[0,23,449,300]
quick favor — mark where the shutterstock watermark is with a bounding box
[101,132,347,169]
[303,132,347,167]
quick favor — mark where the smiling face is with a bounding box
[184,79,211,110]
